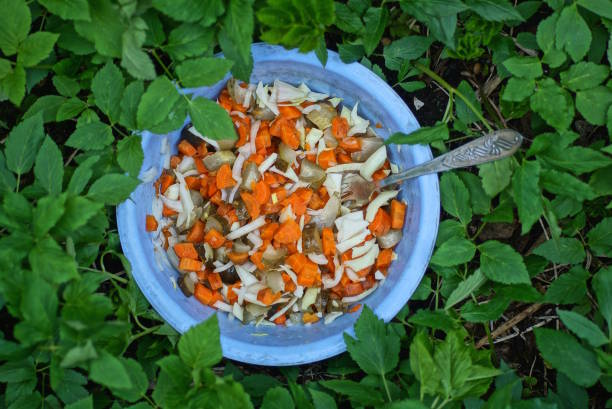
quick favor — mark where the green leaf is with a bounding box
[334,3,364,34]
[24,95,67,123]
[409,310,459,332]
[544,266,588,304]
[338,43,365,63]
[29,236,78,284]
[65,396,93,409]
[117,135,143,178]
[121,21,157,81]
[478,157,513,197]
[440,173,472,226]
[0,151,17,193]
[593,267,612,331]
[536,12,558,53]
[503,56,542,79]
[540,169,595,201]
[539,145,612,175]
[57,97,88,121]
[176,57,233,87]
[587,218,612,257]
[383,36,432,70]
[434,331,472,399]
[455,81,482,125]
[445,269,487,310]
[0,58,11,79]
[136,76,181,130]
[178,314,222,368]
[461,296,511,323]
[65,121,114,151]
[218,0,254,81]
[530,79,574,131]
[165,23,215,61]
[479,240,530,284]
[385,123,449,145]
[119,80,144,130]
[464,0,524,21]
[0,359,35,382]
[34,137,64,195]
[33,194,66,238]
[458,172,491,215]
[410,331,440,399]
[17,32,59,67]
[38,0,90,21]
[362,7,389,55]
[52,75,81,97]
[152,0,224,23]
[431,236,476,267]
[261,387,294,409]
[512,160,543,234]
[91,62,124,122]
[0,0,30,55]
[344,305,400,375]
[398,81,426,92]
[0,64,26,105]
[74,0,123,58]
[87,174,140,205]
[555,4,591,62]
[577,0,612,19]
[111,358,148,403]
[557,309,609,347]
[54,196,103,234]
[576,86,612,126]
[5,113,45,176]
[320,379,384,406]
[534,328,600,387]
[502,77,535,102]
[89,352,133,390]
[308,388,337,409]
[560,61,609,92]
[533,237,585,264]
[556,373,588,409]
[67,155,99,195]
[189,97,237,141]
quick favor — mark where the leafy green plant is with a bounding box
[1,0,611,408]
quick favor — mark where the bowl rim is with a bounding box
[117,43,440,365]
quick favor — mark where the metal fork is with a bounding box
[341,129,523,205]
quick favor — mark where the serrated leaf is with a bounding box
[461,296,511,323]
[87,173,140,205]
[458,171,491,215]
[136,76,181,130]
[176,57,233,87]
[67,155,99,195]
[478,157,513,197]
[52,75,81,97]
[261,387,294,409]
[0,0,30,55]
[91,62,124,122]
[560,61,609,92]
[24,95,67,123]
[536,12,557,53]
[434,331,472,398]
[54,196,103,234]
[34,137,64,195]
[503,56,542,79]
[440,173,472,226]
[0,63,26,105]
[544,266,588,304]
[121,22,156,81]
[117,135,143,177]
[218,0,254,81]
[534,328,600,387]
[385,123,449,145]
[65,396,93,409]
[464,0,524,21]
[0,151,16,193]
[320,379,384,406]
[431,236,476,267]
[189,97,237,141]
[119,80,144,130]
[17,32,59,67]
[29,236,78,284]
[512,160,542,234]
[587,217,612,257]
[576,86,612,126]
[363,7,389,55]
[530,79,574,131]
[540,169,595,202]
[33,194,66,238]
[383,36,432,70]
[555,4,591,62]
[577,0,612,18]
[455,81,482,125]
[178,314,222,368]
[38,0,90,21]
[479,240,530,284]
[557,309,609,347]
[593,266,612,331]
[57,97,88,121]
[111,358,148,403]
[5,113,45,176]
[152,0,224,23]
[445,269,487,310]
[502,77,535,102]
[409,331,440,399]
[65,121,114,150]
[89,352,133,390]
[165,23,215,61]
[344,305,400,376]
[74,0,123,58]
[533,237,585,264]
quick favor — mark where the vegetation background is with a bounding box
[0,0,611,408]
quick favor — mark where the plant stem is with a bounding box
[77,266,128,284]
[152,49,175,82]
[413,62,494,132]
[128,324,163,345]
[381,374,393,402]
[471,222,488,240]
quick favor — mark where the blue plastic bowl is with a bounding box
[117,43,439,366]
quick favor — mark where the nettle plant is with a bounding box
[0,0,611,408]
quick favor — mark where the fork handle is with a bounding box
[378,129,523,189]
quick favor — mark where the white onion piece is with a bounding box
[269,298,298,322]
[279,265,298,284]
[230,110,247,119]
[270,166,300,183]
[323,173,342,196]
[140,166,158,183]
[232,303,244,321]
[308,253,328,265]
[220,188,228,202]
[375,270,386,280]
[178,156,195,173]
[152,196,163,222]
[233,154,246,180]
[242,261,257,273]
[352,239,376,258]
[279,204,295,224]
[329,97,342,107]
[323,256,343,289]
[213,300,233,312]
[235,265,259,286]
[249,119,260,155]
[365,190,399,222]
[225,216,266,240]
[326,163,362,173]
[258,152,278,174]
[302,104,320,114]
[228,178,242,203]
[345,267,365,282]
[324,312,343,324]
[360,145,387,181]
[187,126,220,151]
[342,284,378,303]
[213,261,234,273]
[160,195,182,212]
[161,137,171,168]
[164,184,180,200]
[345,245,379,271]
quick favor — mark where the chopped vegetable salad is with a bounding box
[146,79,407,326]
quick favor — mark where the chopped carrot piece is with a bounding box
[372,168,387,181]
[317,149,337,169]
[240,191,261,219]
[255,123,272,150]
[273,315,287,325]
[275,219,301,244]
[286,253,308,274]
[159,173,175,194]
[339,137,361,152]
[178,140,197,156]
[331,116,349,139]
[145,215,158,232]
[218,90,233,111]
[208,272,223,291]
[186,220,205,243]
[260,222,279,240]
[195,283,214,304]
[337,151,352,164]
[349,304,362,313]
[252,180,271,205]
[216,163,236,189]
[185,176,201,190]
[228,251,249,264]
[390,199,406,229]
[174,242,199,259]
[280,121,300,149]
[321,227,335,257]
[369,208,391,237]
[250,251,265,270]
[279,105,302,119]
[302,313,320,324]
[210,190,222,206]
[298,261,320,287]
[196,143,208,157]
[236,122,249,147]
[308,192,325,210]
[204,228,226,249]
[179,258,202,272]
[376,248,393,270]
[257,288,281,305]
[344,282,363,297]
[227,283,241,304]
[269,117,284,137]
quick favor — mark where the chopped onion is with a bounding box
[160,195,182,212]
[345,267,365,282]
[323,257,344,288]
[345,245,379,271]
[152,196,163,222]
[225,216,266,240]
[232,154,246,180]
[323,173,342,196]
[301,287,319,310]
[214,261,234,273]
[307,253,328,265]
[279,264,298,284]
[140,166,158,183]
[270,166,299,183]
[258,152,278,174]
[187,126,220,151]
[377,229,402,249]
[213,300,233,312]
[352,239,376,258]
[230,221,240,231]
[375,270,386,280]
[228,178,242,203]
[249,120,260,155]
[302,104,320,114]
[230,110,247,119]
[311,193,341,228]
[360,145,387,181]
[235,264,259,286]
[279,204,295,224]
[348,102,370,136]
[305,128,324,149]
[232,303,244,321]
[164,183,180,200]
[268,297,298,322]
[247,232,263,255]
[326,163,362,173]
[256,82,279,115]
[365,190,399,222]
[336,230,369,254]
[161,137,171,168]
[243,261,257,273]
[324,312,343,324]
[342,284,378,303]
[275,80,308,102]
[329,97,342,107]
